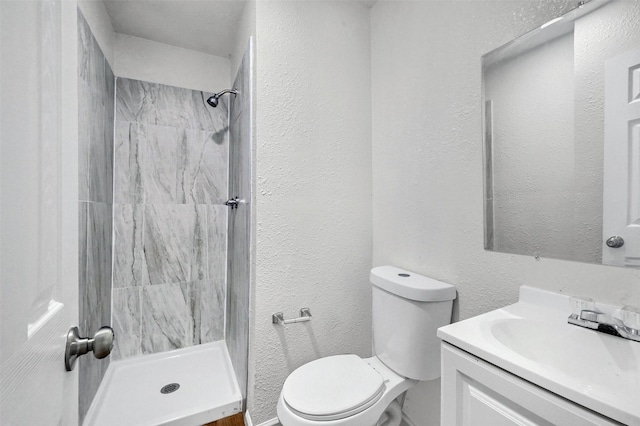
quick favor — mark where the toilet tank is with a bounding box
[370,266,456,381]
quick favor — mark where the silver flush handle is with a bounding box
[65,326,114,371]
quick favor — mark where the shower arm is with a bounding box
[207,88,239,108]
[215,88,238,98]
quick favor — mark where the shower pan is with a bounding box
[83,342,242,426]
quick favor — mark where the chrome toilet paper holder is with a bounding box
[272,308,312,325]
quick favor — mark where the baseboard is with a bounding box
[244,411,279,426]
[244,411,253,426]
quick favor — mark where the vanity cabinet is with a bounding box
[441,343,622,426]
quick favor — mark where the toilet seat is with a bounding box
[278,356,417,426]
[282,355,386,421]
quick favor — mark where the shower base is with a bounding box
[84,341,242,426]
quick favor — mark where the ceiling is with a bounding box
[103,0,378,58]
[103,0,247,57]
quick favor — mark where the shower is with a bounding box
[207,88,238,107]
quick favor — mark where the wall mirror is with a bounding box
[483,0,640,267]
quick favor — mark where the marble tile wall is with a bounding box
[226,40,253,403]
[112,77,229,361]
[77,10,114,423]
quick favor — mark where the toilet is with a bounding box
[277,266,456,426]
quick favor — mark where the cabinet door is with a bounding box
[441,344,622,426]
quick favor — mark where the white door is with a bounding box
[603,47,640,267]
[0,1,79,425]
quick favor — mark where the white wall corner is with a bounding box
[230,0,256,81]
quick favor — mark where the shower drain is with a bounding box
[160,383,180,394]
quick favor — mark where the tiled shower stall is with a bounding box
[78,8,252,420]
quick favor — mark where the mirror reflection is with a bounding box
[483,0,640,267]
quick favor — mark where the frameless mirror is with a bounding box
[483,0,640,267]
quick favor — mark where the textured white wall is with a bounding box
[114,33,230,92]
[78,0,115,67]
[371,2,640,425]
[249,1,372,423]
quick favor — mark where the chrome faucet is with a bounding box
[568,309,640,342]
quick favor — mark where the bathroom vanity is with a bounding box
[438,287,639,426]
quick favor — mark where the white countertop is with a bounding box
[437,286,640,425]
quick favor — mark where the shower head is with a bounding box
[206,88,238,108]
[206,96,220,108]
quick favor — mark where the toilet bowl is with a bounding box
[277,355,416,426]
[277,266,456,426]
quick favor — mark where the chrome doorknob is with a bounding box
[606,236,625,248]
[65,326,114,371]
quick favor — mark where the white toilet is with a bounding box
[277,265,456,426]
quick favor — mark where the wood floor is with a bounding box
[203,413,245,426]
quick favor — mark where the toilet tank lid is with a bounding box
[370,266,456,302]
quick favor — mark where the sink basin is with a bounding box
[438,286,640,425]
[490,318,574,365]
[490,317,640,390]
